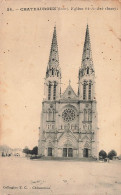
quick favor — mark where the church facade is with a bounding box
[38,25,99,158]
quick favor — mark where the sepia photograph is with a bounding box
[0,0,121,194]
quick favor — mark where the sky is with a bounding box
[0,0,121,154]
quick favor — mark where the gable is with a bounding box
[58,131,78,148]
[81,135,91,141]
[61,85,78,100]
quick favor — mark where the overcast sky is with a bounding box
[0,0,121,154]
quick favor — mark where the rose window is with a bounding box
[62,109,75,122]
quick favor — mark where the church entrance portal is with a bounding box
[83,148,88,157]
[48,147,52,156]
[63,148,73,157]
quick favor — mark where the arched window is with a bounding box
[84,109,87,121]
[53,81,57,100]
[88,109,92,121]
[48,82,51,100]
[48,109,52,121]
[83,82,86,100]
[47,109,55,121]
[48,147,52,156]
[87,67,89,74]
[52,109,55,121]
[88,82,91,100]
[52,68,54,76]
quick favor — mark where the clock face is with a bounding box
[62,108,75,122]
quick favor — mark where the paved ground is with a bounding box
[0,157,121,195]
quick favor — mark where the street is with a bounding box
[0,157,121,195]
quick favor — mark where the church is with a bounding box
[38,25,99,158]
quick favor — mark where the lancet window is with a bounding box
[48,82,51,100]
[47,108,55,122]
[88,82,91,100]
[53,81,57,100]
[83,81,86,100]
[88,109,92,121]
[84,109,88,121]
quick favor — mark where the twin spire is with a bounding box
[48,26,59,68]
[46,26,60,78]
[46,25,94,79]
[81,25,93,68]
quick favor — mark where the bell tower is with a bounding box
[78,25,99,158]
[45,26,61,101]
[78,25,95,101]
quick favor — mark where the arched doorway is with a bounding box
[68,148,73,157]
[63,148,67,157]
[83,148,88,157]
[48,147,52,156]
[63,148,73,157]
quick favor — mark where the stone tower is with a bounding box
[45,26,61,101]
[38,25,99,158]
[78,25,99,158]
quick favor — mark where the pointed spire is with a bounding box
[46,26,61,79]
[48,26,59,69]
[81,24,93,68]
[79,25,94,79]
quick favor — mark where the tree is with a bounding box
[23,147,31,154]
[108,150,117,160]
[31,146,38,155]
[99,150,107,159]
[23,146,38,155]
